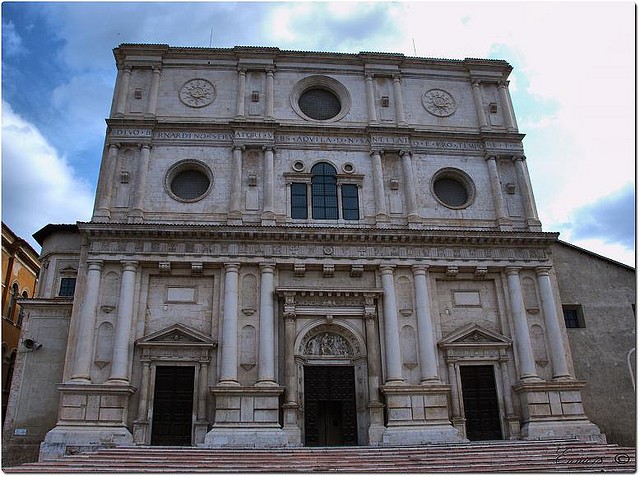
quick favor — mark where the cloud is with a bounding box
[562,184,635,249]
[2,20,27,57]
[1,101,94,249]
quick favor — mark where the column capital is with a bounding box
[379,264,396,275]
[259,263,277,273]
[412,264,430,275]
[365,72,374,81]
[107,142,121,150]
[392,74,402,82]
[399,149,412,158]
[505,266,521,276]
[534,266,552,276]
[86,260,104,271]
[472,78,482,87]
[152,65,162,74]
[121,260,139,272]
[224,262,241,273]
[512,155,526,162]
[232,145,246,153]
[265,68,275,76]
[237,67,247,75]
[262,145,275,153]
[369,149,383,157]
[498,79,509,88]
[138,142,152,150]
[485,154,498,162]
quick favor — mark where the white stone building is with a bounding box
[3,45,607,463]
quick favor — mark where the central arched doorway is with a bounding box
[295,323,369,446]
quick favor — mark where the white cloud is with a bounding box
[1,20,27,57]
[1,101,94,249]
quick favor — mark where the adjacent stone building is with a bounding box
[3,45,617,464]
[1,223,40,422]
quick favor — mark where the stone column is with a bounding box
[109,260,139,383]
[370,150,389,222]
[235,68,246,119]
[219,263,240,385]
[471,79,489,131]
[379,265,404,384]
[365,73,378,124]
[282,302,301,444]
[513,156,541,227]
[257,263,277,385]
[505,267,538,381]
[392,75,406,125]
[400,150,418,221]
[145,66,162,117]
[70,260,103,382]
[447,361,461,418]
[486,155,510,227]
[498,80,518,132]
[128,143,152,222]
[229,146,244,219]
[115,66,132,117]
[136,360,151,421]
[198,361,209,419]
[412,265,439,383]
[262,147,275,221]
[93,143,120,221]
[535,267,571,380]
[265,69,274,120]
[363,296,385,444]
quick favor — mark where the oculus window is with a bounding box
[432,168,475,209]
[299,89,341,120]
[291,76,351,123]
[165,160,213,202]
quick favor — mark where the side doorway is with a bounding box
[460,365,502,441]
[150,366,195,446]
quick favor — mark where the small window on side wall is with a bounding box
[563,305,585,328]
[59,277,77,297]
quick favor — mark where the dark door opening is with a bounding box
[151,366,195,446]
[304,366,357,446]
[460,365,502,441]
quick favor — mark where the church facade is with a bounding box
[4,45,606,463]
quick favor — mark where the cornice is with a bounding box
[77,222,559,248]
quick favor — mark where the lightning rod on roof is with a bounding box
[412,38,417,56]
[209,27,214,48]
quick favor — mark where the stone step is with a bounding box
[5,441,635,473]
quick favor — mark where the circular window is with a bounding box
[291,76,351,122]
[299,89,341,120]
[165,160,213,202]
[432,169,475,209]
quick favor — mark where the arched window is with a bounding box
[6,284,18,323]
[311,162,338,220]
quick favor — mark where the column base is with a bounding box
[380,384,465,446]
[514,380,606,443]
[39,425,133,461]
[204,385,288,448]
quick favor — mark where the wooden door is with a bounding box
[151,366,195,445]
[460,365,502,441]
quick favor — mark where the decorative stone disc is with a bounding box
[422,88,456,117]
[179,79,216,108]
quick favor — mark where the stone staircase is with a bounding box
[4,440,636,473]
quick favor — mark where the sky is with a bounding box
[1,1,635,266]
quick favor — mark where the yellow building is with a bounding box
[1,223,40,421]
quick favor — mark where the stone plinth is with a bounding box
[39,382,136,461]
[380,384,465,446]
[514,380,606,443]
[204,385,287,448]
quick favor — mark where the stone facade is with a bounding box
[3,45,608,463]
